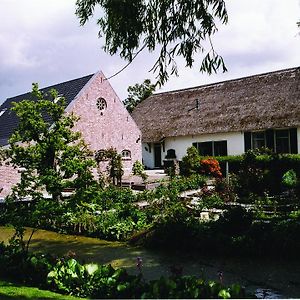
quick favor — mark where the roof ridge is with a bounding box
[5,73,95,101]
[153,66,300,97]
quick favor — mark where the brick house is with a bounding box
[0,71,142,198]
[132,67,300,169]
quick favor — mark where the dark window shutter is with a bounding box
[266,129,274,151]
[290,128,298,154]
[244,132,251,152]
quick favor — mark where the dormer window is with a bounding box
[96,97,107,111]
[54,94,63,104]
[0,108,7,117]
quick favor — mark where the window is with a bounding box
[214,141,228,156]
[197,141,213,156]
[95,149,107,162]
[96,97,107,111]
[54,95,63,104]
[193,140,227,156]
[121,149,131,159]
[252,131,266,149]
[244,128,297,154]
[275,129,290,153]
[0,108,7,117]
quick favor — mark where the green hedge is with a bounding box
[216,154,300,176]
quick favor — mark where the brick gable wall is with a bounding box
[0,72,142,198]
[0,163,20,198]
[67,71,142,173]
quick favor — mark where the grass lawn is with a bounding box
[0,280,86,300]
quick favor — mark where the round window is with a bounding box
[96,98,107,111]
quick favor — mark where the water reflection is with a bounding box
[255,288,282,299]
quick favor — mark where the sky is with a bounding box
[0,0,300,105]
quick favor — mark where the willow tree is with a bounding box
[76,0,228,85]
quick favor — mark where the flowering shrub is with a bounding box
[200,158,222,177]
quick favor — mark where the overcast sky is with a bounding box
[0,0,300,105]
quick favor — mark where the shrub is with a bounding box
[214,177,237,202]
[282,169,298,188]
[97,186,136,209]
[168,174,207,192]
[216,206,253,236]
[217,152,300,197]
[180,146,201,176]
[132,160,148,183]
[198,194,224,210]
[200,158,222,177]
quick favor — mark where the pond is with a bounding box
[0,226,299,298]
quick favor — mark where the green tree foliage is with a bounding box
[95,147,124,185]
[75,0,228,85]
[180,146,201,176]
[7,83,96,202]
[132,160,148,183]
[123,79,155,112]
[0,146,6,166]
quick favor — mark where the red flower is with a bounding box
[200,158,222,177]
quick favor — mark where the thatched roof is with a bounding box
[132,67,300,142]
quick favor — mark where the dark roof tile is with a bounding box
[0,74,94,146]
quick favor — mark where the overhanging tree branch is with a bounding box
[75,0,228,85]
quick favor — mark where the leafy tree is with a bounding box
[75,0,228,85]
[95,147,124,185]
[0,146,6,166]
[123,79,156,112]
[132,160,148,183]
[7,83,96,202]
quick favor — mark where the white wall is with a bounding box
[143,129,300,169]
[142,142,155,169]
[165,131,244,161]
[143,131,244,169]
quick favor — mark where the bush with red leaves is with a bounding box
[200,158,222,178]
